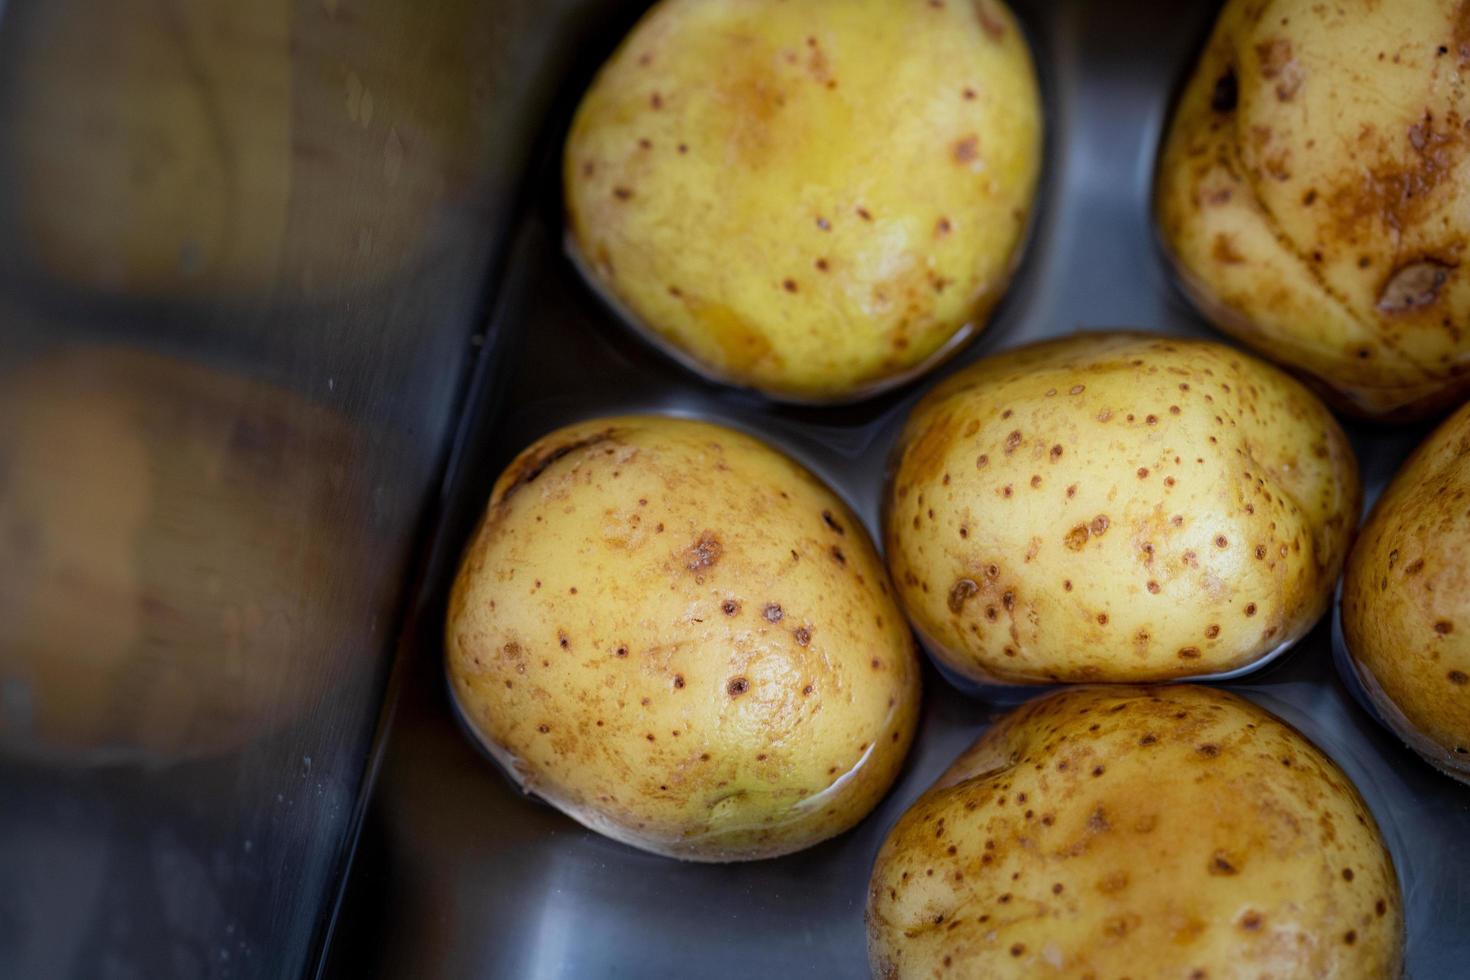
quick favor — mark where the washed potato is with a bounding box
[447,416,920,860]
[0,348,368,764]
[868,685,1404,979]
[886,332,1358,684]
[4,0,478,301]
[1156,0,1470,418]
[564,0,1041,402]
[1343,400,1470,782]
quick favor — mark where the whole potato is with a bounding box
[1342,399,1470,782]
[885,332,1359,684]
[446,416,920,861]
[0,347,369,764]
[1156,0,1470,419]
[867,685,1404,979]
[564,0,1041,402]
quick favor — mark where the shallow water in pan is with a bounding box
[329,1,1470,976]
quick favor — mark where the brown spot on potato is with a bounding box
[948,578,980,613]
[1090,515,1110,536]
[1437,620,1455,634]
[721,599,740,616]
[1004,430,1022,453]
[1210,851,1239,875]
[1070,520,1093,552]
[1449,670,1468,685]
[794,626,812,646]
[1212,234,1245,265]
[684,532,723,572]
[1210,67,1238,112]
[727,677,750,697]
[762,603,783,622]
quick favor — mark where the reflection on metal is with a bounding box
[0,0,516,975]
[0,347,370,766]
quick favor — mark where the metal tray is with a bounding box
[327,2,1470,975]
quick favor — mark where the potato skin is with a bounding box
[867,686,1404,980]
[1156,0,1470,419]
[885,332,1359,684]
[563,0,1041,402]
[1343,400,1470,781]
[446,416,920,861]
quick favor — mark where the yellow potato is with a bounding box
[1156,0,1470,418]
[5,0,476,301]
[564,0,1041,402]
[0,348,368,764]
[1343,399,1470,782]
[867,685,1404,979]
[446,416,919,860]
[885,332,1358,684]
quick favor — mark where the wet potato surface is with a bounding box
[885,332,1359,685]
[867,686,1404,979]
[564,0,1041,401]
[1157,0,1470,418]
[1344,400,1470,783]
[394,1,1470,974]
[446,416,921,861]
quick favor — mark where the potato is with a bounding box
[563,0,1041,402]
[0,347,368,764]
[885,332,1358,684]
[3,0,477,302]
[867,685,1404,979]
[1342,399,1470,782]
[446,415,920,860]
[1156,0,1470,419]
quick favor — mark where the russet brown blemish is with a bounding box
[948,578,980,613]
[684,532,722,571]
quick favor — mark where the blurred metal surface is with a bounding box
[326,1,1470,978]
[0,0,559,975]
